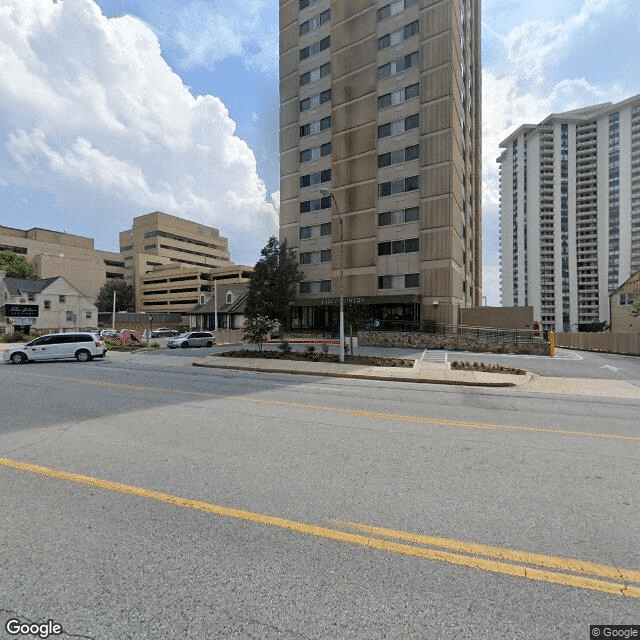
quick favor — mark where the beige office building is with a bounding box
[0,225,126,300]
[279,0,481,329]
[119,212,232,311]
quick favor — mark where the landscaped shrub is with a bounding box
[0,332,28,343]
[278,340,293,356]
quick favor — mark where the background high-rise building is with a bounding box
[498,95,640,333]
[119,211,231,311]
[279,0,482,330]
[0,225,125,300]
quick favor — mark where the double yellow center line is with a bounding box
[1,456,638,599]
[4,370,640,442]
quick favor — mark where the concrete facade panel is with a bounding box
[333,125,377,161]
[333,153,377,188]
[332,97,376,133]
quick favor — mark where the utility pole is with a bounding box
[214,280,218,332]
[320,188,345,362]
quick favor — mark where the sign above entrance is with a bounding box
[320,297,368,305]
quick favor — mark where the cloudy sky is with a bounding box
[1,0,638,303]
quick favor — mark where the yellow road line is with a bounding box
[1,456,638,599]
[3,370,639,443]
[330,519,640,584]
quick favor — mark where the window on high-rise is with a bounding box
[300,280,331,294]
[378,145,419,168]
[300,142,331,164]
[378,114,419,139]
[300,35,330,61]
[378,208,419,226]
[378,21,418,50]
[300,62,331,87]
[378,176,419,197]
[378,52,419,79]
[300,169,331,188]
[299,9,330,36]
[378,238,419,256]
[300,195,331,214]
[404,273,419,288]
[377,0,418,22]
[378,84,419,110]
[300,116,331,138]
[378,273,419,290]
[300,89,331,113]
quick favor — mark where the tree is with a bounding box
[244,236,304,332]
[242,315,276,353]
[0,251,38,279]
[344,299,370,335]
[95,280,135,312]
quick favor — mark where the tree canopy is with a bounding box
[0,251,38,279]
[95,280,135,312]
[244,236,304,331]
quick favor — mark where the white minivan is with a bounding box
[3,332,107,364]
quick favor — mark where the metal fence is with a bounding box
[362,320,541,344]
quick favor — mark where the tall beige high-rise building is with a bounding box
[279,0,481,329]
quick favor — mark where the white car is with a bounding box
[3,332,107,364]
[167,331,215,349]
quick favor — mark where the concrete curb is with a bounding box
[193,356,532,388]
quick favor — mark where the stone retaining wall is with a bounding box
[358,331,551,355]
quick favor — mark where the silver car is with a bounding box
[3,332,107,364]
[167,331,215,349]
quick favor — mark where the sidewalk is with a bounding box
[195,355,531,388]
[194,355,640,397]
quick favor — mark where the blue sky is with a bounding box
[1,0,638,304]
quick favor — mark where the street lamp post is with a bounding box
[320,188,345,362]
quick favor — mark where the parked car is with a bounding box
[151,327,179,338]
[99,329,120,339]
[3,332,107,364]
[167,331,215,349]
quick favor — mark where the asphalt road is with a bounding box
[1,352,639,639]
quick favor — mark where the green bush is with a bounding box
[0,332,28,343]
[278,340,293,356]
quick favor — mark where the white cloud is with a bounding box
[173,0,278,76]
[0,0,278,262]
[501,0,618,79]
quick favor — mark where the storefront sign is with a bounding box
[4,304,39,318]
[320,297,368,305]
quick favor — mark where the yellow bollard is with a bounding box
[549,331,556,357]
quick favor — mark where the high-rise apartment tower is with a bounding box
[279,0,482,329]
[498,95,640,333]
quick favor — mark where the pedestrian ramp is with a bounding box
[418,349,448,363]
